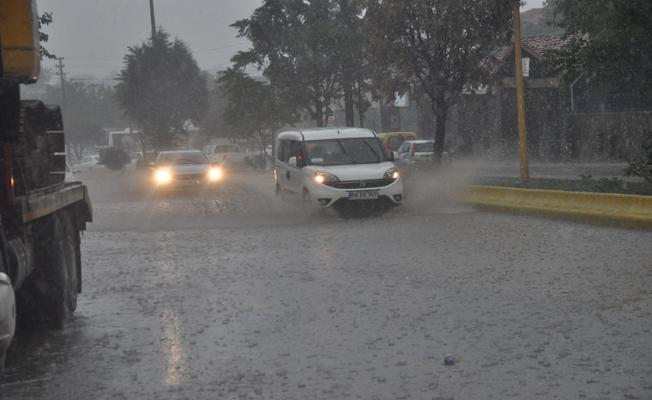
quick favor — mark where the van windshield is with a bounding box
[413,142,435,153]
[158,152,208,165]
[214,145,240,153]
[305,138,388,166]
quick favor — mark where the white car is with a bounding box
[152,150,223,189]
[396,140,435,164]
[73,154,101,172]
[275,128,403,211]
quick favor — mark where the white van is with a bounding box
[275,128,403,210]
[203,143,246,166]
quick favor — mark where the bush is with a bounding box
[625,161,652,185]
[625,134,652,185]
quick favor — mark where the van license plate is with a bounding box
[348,190,379,200]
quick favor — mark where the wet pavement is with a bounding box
[2,169,652,399]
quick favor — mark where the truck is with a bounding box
[0,0,92,372]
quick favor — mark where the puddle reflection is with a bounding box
[160,310,187,386]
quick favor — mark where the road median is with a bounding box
[460,185,652,229]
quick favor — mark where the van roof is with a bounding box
[377,131,417,138]
[277,127,377,141]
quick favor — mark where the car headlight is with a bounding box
[384,168,400,181]
[154,168,173,185]
[314,172,339,185]
[207,167,223,182]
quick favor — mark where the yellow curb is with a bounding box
[459,185,652,229]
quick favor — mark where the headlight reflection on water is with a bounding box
[161,309,188,386]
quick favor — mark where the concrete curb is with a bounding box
[460,185,652,229]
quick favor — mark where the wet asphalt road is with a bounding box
[2,169,652,399]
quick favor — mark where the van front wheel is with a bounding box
[301,188,311,203]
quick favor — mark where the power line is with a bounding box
[65,56,125,61]
[66,65,121,69]
[62,41,249,62]
[68,78,120,82]
[193,42,249,53]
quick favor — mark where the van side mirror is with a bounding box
[288,156,298,168]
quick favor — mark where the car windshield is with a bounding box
[305,138,387,166]
[158,152,208,165]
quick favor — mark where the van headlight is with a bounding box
[207,167,223,182]
[384,168,400,181]
[314,172,339,185]
[154,168,173,185]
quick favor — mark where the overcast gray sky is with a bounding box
[37,0,545,80]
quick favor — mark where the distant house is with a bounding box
[456,35,567,160]
[457,32,652,162]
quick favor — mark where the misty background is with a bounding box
[37,0,545,80]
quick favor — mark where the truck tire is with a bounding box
[39,212,78,330]
[63,212,80,310]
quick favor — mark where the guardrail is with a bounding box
[460,185,652,229]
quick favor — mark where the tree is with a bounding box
[366,0,514,163]
[115,30,208,151]
[38,11,56,60]
[232,0,341,127]
[233,0,372,128]
[199,71,228,141]
[547,0,652,94]
[521,6,562,37]
[218,68,298,153]
[333,0,370,127]
[625,131,652,184]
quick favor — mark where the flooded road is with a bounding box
[3,170,651,399]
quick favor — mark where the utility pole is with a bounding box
[56,57,67,110]
[149,0,157,39]
[513,0,529,181]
